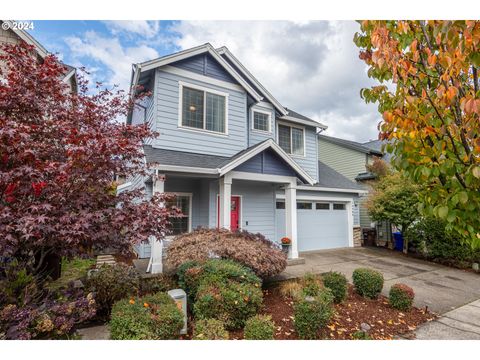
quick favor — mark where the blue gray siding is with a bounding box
[172,54,238,84]
[235,149,296,177]
[152,69,247,156]
[208,179,276,240]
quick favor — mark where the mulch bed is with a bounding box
[229,283,436,340]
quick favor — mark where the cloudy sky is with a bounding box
[31,20,381,142]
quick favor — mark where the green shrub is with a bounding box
[109,292,183,340]
[244,315,275,340]
[293,289,334,339]
[139,274,177,296]
[85,264,139,317]
[193,318,229,340]
[389,283,415,311]
[352,330,372,340]
[322,271,347,303]
[194,280,263,330]
[300,273,322,297]
[404,218,480,267]
[352,268,384,299]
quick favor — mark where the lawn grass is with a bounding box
[47,257,96,290]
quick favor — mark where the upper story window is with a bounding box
[278,123,305,156]
[180,82,228,134]
[252,109,271,132]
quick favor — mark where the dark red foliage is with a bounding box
[0,42,177,272]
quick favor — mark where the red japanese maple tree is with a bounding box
[0,43,176,274]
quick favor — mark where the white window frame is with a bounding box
[251,108,272,134]
[165,192,193,236]
[276,121,306,157]
[178,81,229,136]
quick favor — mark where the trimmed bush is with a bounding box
[300,273,323,297]
[352,268,384,299]
[193,318,229,340]
[166,228,287,278]
[194,280,263,330]
[244,315,275,340]
[86,264,139,317]
[293,289,334,339]
[139,274,177,296]
[389,283,415,311]
[322,271,347,303]
[109,292,183,340]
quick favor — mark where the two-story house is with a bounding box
[318,134,393,246]
[126,43,366,271]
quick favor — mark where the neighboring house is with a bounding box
[0,20,77,92]
[126,43,366,271]
[317,134,392,246]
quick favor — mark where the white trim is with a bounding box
[216,46,288,116]
[276,121,306,158]
[346,201,354,247]
[161,65,244,92]
[226,171,297,186]
[279,115,328,130]
[165,192,193,233]
[178,81,229,136]
[137,43,262,102]
[218,139,315,185]
[62,68,76,84]
[250,108,272,134]
[216,194,243,230]
[276,194,354,202]
[150,164,218,175]
[116,181,132,192]
[296,185,368,194]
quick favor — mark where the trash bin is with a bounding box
[393,232,404,251]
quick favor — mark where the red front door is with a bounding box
[217,196,241,231]
[230,196,240,231]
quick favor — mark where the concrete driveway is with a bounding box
[275,247,480,315]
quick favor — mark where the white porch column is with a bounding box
[285,183,298,259]
[148,172,165,274]
[346,201,354,247]
[218,176,232,229]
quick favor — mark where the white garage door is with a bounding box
[275,201,350,252]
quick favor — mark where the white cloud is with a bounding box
[65,31,158,91]
[104,21,160,38]
[169,20,380,142]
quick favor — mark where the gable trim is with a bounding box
[136,44,262,102]
[216,46,288,116]
[218,139,315,185]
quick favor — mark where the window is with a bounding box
[181,84,227,134]
[166,194,191,235]
[252,110,270,132]
[276,201,285,209]
[278,124,304,155]
[297,202,312,210]
[333,203,346,210]
[316,203,330,210]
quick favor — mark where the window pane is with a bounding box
[278,125,291,153]
[166,195,190,235]
[182,87,204,129]
[333,203,346,210]
[316,203,330,210]
[276,201,285,209]
[297,202,312,210]
[292,127,304,155]
[206,92,225,133]
[253,111,269,131]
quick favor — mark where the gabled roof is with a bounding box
[216,46,287,116]
[316,161,365,190]
[279,108,328,129]
[318,134,383,156]
[145,139,316,185]
[131,43,263,102]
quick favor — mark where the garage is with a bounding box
[275,200,350,252]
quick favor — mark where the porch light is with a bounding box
[189,105,196,112]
